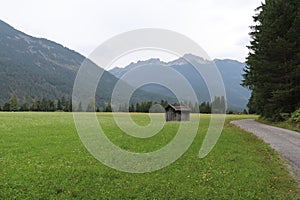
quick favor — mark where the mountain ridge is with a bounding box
[109,55,250,110]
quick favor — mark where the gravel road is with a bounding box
[231,119,300,184]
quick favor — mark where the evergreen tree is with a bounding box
[211,96,225,113]
[3,103,10,111]
[61,96,66,111]
[136,102,141,112]
[69,99,72,112]
[40,98,48,111]
[21,94,30,111]
[129,103,135,112]
[193,102,199,113]
[63,99,72,112]
[199,102,211,114]
[48,100,56,111]
[188,101,193,113]
[32,97,40,111]
[9,93,19,111]
[160,100,168,108]
[104,102,112,112]
[57,99,62,111]
[243,0,300,120]
[77,102,83,112]
[87,98,95,112]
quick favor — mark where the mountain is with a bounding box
[0,20,84,101]
[213,59,250,110]
[0,20,171,107]
[0,20,250,110]
[109,54,251,111]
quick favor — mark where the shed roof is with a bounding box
[166,104,191,112]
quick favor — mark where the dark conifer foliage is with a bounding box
[243,0,300,121]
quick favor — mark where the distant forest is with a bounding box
[0,94,237,114]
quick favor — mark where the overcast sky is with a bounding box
[1,0,263,66]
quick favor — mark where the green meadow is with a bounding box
[0,112,299,199]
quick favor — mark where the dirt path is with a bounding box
[231,119,300,184]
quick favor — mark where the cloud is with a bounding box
[0,0,263,63]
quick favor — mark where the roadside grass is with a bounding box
[257,118,300,133]
[0,112,299,199]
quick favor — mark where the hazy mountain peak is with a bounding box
[138,58,162,64]
[109,55,250,110]
[183,53,211,63]
[163,54,211,67]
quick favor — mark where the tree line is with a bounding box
[0,94,236,113]
[102,96,234,113]
[0,94,72,112]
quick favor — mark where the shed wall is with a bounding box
[165,108,190,121]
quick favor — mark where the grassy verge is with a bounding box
[0,112,299,199]
[257,118,300,133]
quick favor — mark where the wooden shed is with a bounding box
[165,104,191,121]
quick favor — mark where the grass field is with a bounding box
[0,112,299,199]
